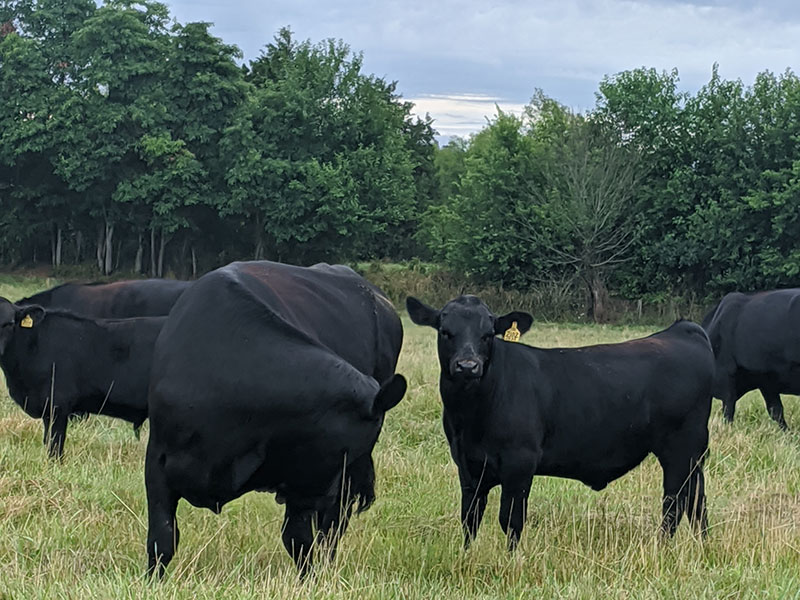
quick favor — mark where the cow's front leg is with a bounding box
[42,405,69,459]
[282,503,315,577]
[721,376,740,424]
[461,484,488,549]
[498,467,534,551]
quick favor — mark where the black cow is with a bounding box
[407,295,714,550]
[145,261,406,576]
[701,288,800,430]
[0,297,165,458]
[17,279,191,318]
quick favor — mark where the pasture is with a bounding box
[1,276,799,599]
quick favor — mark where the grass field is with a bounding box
[1,276,799,599]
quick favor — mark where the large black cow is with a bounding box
[701,288,800,430]
[17,279,191,318]
[407,295,714,550]
[145,261,405,576]
[0,297,165,457]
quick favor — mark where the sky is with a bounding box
[163,0,800,140]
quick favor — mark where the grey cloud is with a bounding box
[164,0,800,134]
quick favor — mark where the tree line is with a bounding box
[0,0,436,277]
[2,1,799,320]
[428,69,800,320]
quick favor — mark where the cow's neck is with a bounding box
[439,359,500,422]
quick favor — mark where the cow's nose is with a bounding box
[455,359,479,374]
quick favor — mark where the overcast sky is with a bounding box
[164,0,800,139]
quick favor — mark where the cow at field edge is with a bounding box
[17,279,191,318]
[0,297,165,458]
[407,295,714,550]
[145,260,405,576]
[701,288,800,430]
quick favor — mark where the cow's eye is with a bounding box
[1,322,12,329]
[440,330,453,340]
[481,332,494,341]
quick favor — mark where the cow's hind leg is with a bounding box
[760,385,788,430]
[315,481,355,562]
[282,503,316,577]
[315,453,374,561]
[656,428,709,538]
[145,444,180,578]
[683,457,708,536]
[722,390,737,423]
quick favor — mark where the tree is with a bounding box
[222,28,430,263]
[517,115,643,321]
[429,109,547,287]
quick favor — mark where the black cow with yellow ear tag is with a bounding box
[407,294,714,551]
[0,296,165,458]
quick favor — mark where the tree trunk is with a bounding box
[191,246,197,278]
[96,223,105,272]
[134,232,143,274]
[103,220,114,275]
[586,272,609,324]
[55,226,62,267]
[254,214,264,260]
[114,234,122,271]
[150,226,157,277]
[157,230,169,278]
[179,236,189,278]
[75,230,83,264]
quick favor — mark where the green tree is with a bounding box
[432,109,547,287]
[222,28,430,263]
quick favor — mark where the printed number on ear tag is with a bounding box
[20,315,34,328]
[503,321,520,342]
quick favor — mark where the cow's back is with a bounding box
[232,261,402,382]
[705,289,800,373]
[518,321,713,486]
[19,279,190,318]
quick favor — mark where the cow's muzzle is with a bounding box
[451,358,483,378]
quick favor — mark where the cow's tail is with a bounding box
[347,453,377,514]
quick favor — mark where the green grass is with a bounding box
[1,278,799,599]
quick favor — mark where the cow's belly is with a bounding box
[160,428,366,512]
[164,448,342,512]
[537,427,652,491]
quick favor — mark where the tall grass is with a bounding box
[0,278,799,598]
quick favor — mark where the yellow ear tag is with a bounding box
[20,315,34,328]
[503,321,520,342]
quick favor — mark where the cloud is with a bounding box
[164,0,800,135]
[409,94,526,138]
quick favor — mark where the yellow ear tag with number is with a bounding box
[20,315,33,328]
[503,321,520,342]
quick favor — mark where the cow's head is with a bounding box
[406,295,532,380]
[0,297,45,356]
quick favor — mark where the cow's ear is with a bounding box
[16,305,45,329]
[406,296,439,328]
[494,311,533,337]
[373,374,407,415]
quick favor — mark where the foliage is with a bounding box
[0,11,434,272]
[2,0,800,305]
